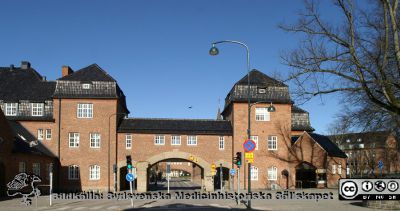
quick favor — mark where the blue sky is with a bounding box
[0,0,343,134]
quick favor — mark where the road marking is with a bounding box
[72,207,87,210]
[89,205,104,210]
[55,206,71,210]
[142,204,153,208]
[106,205,120,210]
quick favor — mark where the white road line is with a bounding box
[89,205,104,210]
[55,206,71,210]
[210,203,230,208]
[142,204,153,208]
[107,205,120,210]
[72,207,87,210]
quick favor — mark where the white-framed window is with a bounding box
[32,163,40,176]
[187,135,197,146]
[4,103,18,116]
[69,132,80,148]
[68,165,80,180]
[267,166,278,180]
[89,165,100,180]
[338,164,342,175]
[18,162,26,173]
[82,84,91,89]
[250,135,259,150]
[126,134,132,149]
[255,107,270,121]
[250,166,258,181]
[268,135,278,150]
[77,103,93,118]
[37,129,44,140]
[219,136,224,150]
[46,129,52,140]
[154,135,165,145]
[31,103,44,116]
[171,135,181,145]
[332,164,337,174]
[90,133,100,148]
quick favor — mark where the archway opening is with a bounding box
[148,158,203,191]
[0,162,5,197]
[214,166,230,190]
[295,162,317,188]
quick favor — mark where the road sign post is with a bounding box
[126,170,135,208]
[167,162,171,193]
[49,163,53,207]
[378,160,384,178]
[237,167,240,204]
[243,139,256,209]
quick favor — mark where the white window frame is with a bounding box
[332,164,337,174]
[31,103,44,116]
[32,163,40,176]
[90,133,100,148]
[171,135,181,146]
[37,129,44,140]
[46,129,52,140]
[338,164,342,175]
[126,134,132,149]
[250,135,259,150]
[250,166,258,181]
[82,84,91,89]
[268,135,278,150]
[154,135,165,145]
[18,162,26,173]
[219,136,224,150]
[4,103,18,116]
[268,166,278,180]
[255,107,270,121]
[77,103,93,118]
[69,132,80,148]
[187,135,197,146]
[89,165,100,180]
[68,165,80,180]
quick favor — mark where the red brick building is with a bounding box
[0,61,346,193]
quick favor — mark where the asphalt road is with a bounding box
[149,177,201,191]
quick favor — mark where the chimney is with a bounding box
[21,61,31,69]
[62,65,74,77]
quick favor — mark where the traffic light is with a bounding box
[126,155,132,170]
[235,152,242,167]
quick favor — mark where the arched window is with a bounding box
[268,166,277,180]
[89,165,100,180]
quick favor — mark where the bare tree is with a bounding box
[281,0,400,131]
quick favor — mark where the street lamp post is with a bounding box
[209,40,252,208]
[108,112,127,192]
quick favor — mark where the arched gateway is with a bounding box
[136,151,216,192]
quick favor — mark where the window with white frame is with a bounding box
[90,133,100,148]
[332,164,337,174]
[187,135,197,146]
[82,84,91,89]
[255,107,270,121]
[154,135,165,145]
[219,136,224,150]
[171,135,181,145]
[31,103,44,116]
[32,163,40,176]
[77,103,93,118]
[268,135,278,150]
[69,133,80,148]
[89,165,100,180]
[18,162,26,173]
[250,166,258,180]
[126,134,132,149]
[68,165,80,180]
[4,103,17,116]
[250,135,259,150]
[338,164,342,175]
[37,129,44,140]
[267,166,278,180]
[46,129,52,140]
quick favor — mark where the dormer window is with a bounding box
[357,138,362,142]
[258,88,266,94]
[82,84,91,89]
[346,139,351,143]
[31,103,44,116]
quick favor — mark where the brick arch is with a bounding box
[146,151,211,173]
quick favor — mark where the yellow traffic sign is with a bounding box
[211,163,216,169]
[245,152,254,163]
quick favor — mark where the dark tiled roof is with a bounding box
[292,105,308,113]
[58,64,116,82]
[328,131,392,149]
[6,116,55,122]
[307,133,347,158]
[118,118,233,135]
[291,124,315,132]
[236,69,287,87]
[0,67,56,101]
[291,105,314,132]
